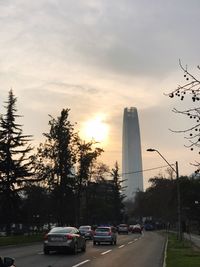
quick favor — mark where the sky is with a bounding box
[0,0,200,189]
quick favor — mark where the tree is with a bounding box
[0,90,34,234]
[75,140,103,225]
[110,161,124,224]
[34,109,77,225]
[165,60,200,171]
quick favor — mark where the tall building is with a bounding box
[122,107,143,200]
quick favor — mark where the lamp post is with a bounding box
[147,148,182,240]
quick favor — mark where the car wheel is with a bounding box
[44,248,49,255]
[81,242,86,252]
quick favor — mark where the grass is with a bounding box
[0,233,44,246]
[166,233,200,267]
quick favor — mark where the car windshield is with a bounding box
[50,227,74,233]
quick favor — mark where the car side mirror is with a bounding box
[3,257,15,267]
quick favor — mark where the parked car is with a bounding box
[93,226,117,245]
[144,223,155,231]
[43,226,86,254]
[117,224,129,234]
[79,225,94,240]
[132,224,142,234]
[128,225,134,232]
[0,257,15,267]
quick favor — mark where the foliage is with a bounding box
[0,90,126,230]
[75,140,103,225]
[0,90,34,234]
[110,161,125,224]
[0,234,43,246]
[166,233,200,267]
[165,60,200,171]
[33,108,77,225]
[132,175,200,231]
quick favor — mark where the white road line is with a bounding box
[128,241,133,244]
[118,245,125,248]
[101,249,112,255]
[71,259,90,267]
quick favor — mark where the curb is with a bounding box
[163,235,168,267]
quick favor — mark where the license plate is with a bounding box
[51,237,63,241]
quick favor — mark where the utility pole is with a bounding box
[176,161,182,241]
[147,149,182,241]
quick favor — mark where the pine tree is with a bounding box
[110,161,125,224]
[0,90,34,235]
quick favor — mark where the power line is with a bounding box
[121,164,175,175]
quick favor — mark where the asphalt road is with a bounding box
[1,231,166,267]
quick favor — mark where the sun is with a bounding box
[80,115,109,143]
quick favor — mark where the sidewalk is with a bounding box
[184,232,200,248]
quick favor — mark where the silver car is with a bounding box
[43,226,86,254]
[93,226,117,245]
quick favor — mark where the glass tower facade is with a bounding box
[122,107,143,200]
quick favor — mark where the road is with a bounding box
[1,231,166,267]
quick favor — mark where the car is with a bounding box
[79,225,94,240]
[132,224,142,234]
[93,226,117,245]
[117,224,129,234]
[0,257,15,267]
[144,223,155,231]
[128,225,135,232]
[43,226,86,254]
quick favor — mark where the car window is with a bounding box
[50,227,73,233]
[96,228,110,232]
[80,226,90,230]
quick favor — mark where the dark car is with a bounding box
[0,257,15,267]
[144,223,155,231]
[43,226,86,254]
[79,225,94,240]
[93,226,117,245]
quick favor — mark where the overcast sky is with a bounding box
[0,0,199,188]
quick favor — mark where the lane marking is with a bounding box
[72,259,90,267]
[118,245,125,248]
[128,241,133,244]
[101,249,112,255]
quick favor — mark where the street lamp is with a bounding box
[147,148,182,240]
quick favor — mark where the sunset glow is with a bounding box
[80,115,109,143]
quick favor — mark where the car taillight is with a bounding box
[66,234,73,240]
[108,231,112,235]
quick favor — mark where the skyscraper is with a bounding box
[122,107,143,200]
